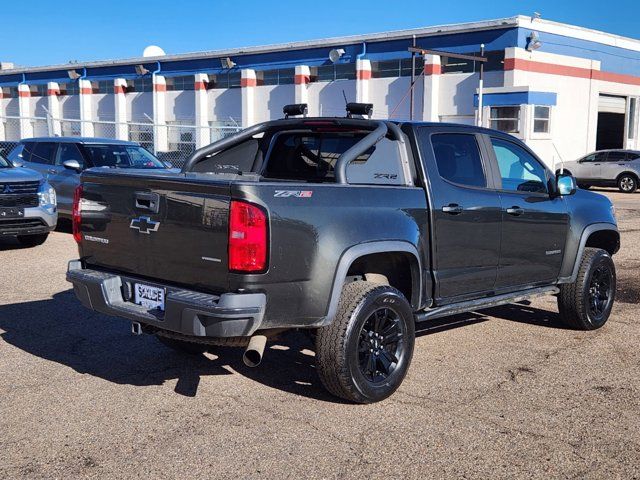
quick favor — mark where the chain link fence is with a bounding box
[0,114,241,168]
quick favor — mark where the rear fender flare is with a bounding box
[319,241,422,326]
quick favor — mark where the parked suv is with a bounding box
[0,154,57,246]
[67,109,619,403]
[8,138,168,218]
[561,149,640,193]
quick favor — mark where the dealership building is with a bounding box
[0,15,639,167]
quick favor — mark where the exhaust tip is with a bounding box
[131,322,143,335]
[242,335,267,367]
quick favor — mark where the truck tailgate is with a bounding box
[79,170,231,293]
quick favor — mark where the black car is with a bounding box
[8,137,168,218]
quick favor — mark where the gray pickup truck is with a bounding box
[0,154,57,246]
[67,105,620,403]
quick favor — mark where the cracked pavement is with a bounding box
[0,189,639,479]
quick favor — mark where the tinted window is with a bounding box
[264,133,371,182]
[581,153,597,162]
[594,152,607,162]
[491,138,547,194]
[30,142,56,165]
[606,151,627,162]
[629,153,640,161]
[431,133,486,188]
[55,143,85,167]
[8,144,26,162]
[83,145,165,169]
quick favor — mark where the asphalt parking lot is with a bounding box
[1,189,638,479]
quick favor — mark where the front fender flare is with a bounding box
[558,223,619,284]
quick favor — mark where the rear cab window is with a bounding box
[430,133,487,188]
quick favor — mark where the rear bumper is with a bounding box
[0,205,57,236]
[66,260,266,337]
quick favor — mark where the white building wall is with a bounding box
[254,84,294,123]
[128,93,153,122]
[165,90,194,121]
[308,80,356,117]
[208,88,241,124]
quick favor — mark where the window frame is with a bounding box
[486,135,551,196]
[531,105,552,137]
[489,106,521,135]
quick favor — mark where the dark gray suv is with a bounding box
[8,138,168,218]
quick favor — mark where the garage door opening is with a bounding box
[596,95,626,150]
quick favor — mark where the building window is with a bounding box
[533,106,551,133]
[166,76,195,91]
[29,84,47,97]
[441,50,505,74]
[311,63,356,82]
[131,77,153,93]
[260,68,295,85]
[2,86,18,98]
[59,82,79,95]
[490,106,520,133]
[210,72,241,89]
[371,58,424,78]
[92,80,113,94]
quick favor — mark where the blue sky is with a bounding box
[0,0,638,67]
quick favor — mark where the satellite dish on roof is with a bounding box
[143,45,166,58]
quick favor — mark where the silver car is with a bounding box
[0,154,57,247]
[560,150,640,193]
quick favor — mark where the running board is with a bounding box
[415,286,559,323]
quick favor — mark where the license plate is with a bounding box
[134,283,165,311]
[0,207,24,219]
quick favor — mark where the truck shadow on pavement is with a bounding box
[0,290,567,402]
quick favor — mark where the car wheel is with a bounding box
[558,248,615,330]
[315,281,415,403]
[16,233,49,247]
[157,335,208,354]
[618,174,638,193]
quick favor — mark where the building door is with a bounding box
[596,95,626,150]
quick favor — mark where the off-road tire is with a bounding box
[618,174,638,193]
[16,233,48,247]
[558,248,616,330]
[315,281,415,403]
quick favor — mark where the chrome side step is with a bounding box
[415,286,559,323]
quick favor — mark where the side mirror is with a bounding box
[63,159,83,173]
[11,159,24,167]
[557,174,577,196]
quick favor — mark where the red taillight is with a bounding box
[72,185,83,243]
[228,200,268,272]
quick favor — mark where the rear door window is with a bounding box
[606,151,627,162]
[431,133,486,188]
[30,142,57,165]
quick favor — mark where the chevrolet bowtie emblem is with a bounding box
[130,216,160,234]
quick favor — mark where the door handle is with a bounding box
[48,168,57,174]
[134,191,160,213]
[506,206,525,216]
[442,204,463,215]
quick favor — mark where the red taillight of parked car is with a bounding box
[72,185,83,243]
[228,200,268,273]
